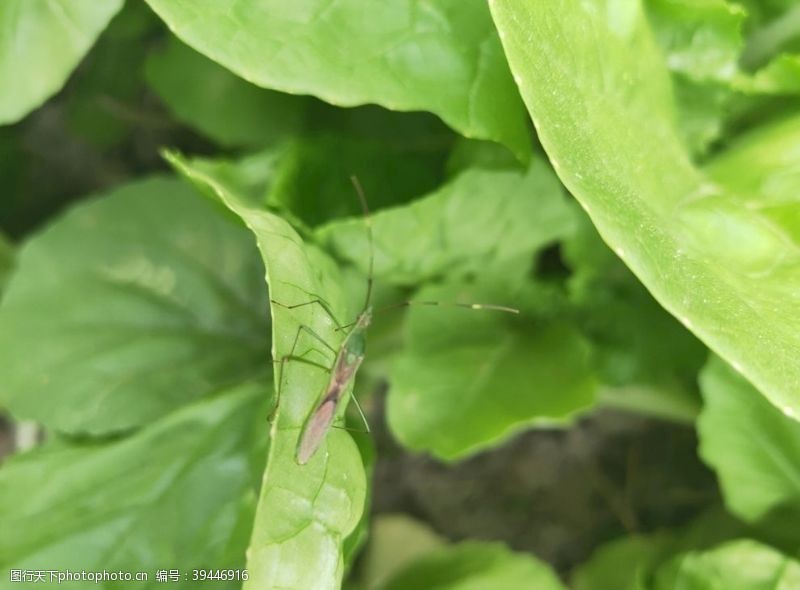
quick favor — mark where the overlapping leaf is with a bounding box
[317,157,578,285]
[0,382,268,589]
[0,177,269,433]
[267,135,447,228]
[144,0,530,159]
[62,1,158,148]
[0,0,123,124]
[146,38,307,148]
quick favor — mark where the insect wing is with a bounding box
[296,398,338,464]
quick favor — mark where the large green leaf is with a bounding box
[143,0,530,159]
[317,157,578,285]
[387,278,597,460]
[698,357,800,530]
[0,0,123,124]
[381,541,566,590]
[0,177,269,434]
[146,37,307,148]
[0,382,268,589]
[490,0,800,416]
[652,539,800,589]
[166,152,367,590]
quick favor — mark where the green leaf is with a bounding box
[564,217,706,423]
[735,53,800,94]
[0,177,269,434]
[571,509,749,590]
[671,76,733,155]
[146,37,307,148]
[166,151,367,590]
[143,0,530,159]
[643,0,746,154]
[381,541,566,590]
[0,382,268,588]
[740,3,800,69]
[698,356,800,531]
[317,157,578,285]
[357,515,444,590]
[387,279,597,460]
[490,0,800,416]
[705,111,800,204]
[652,539,800,589]
[571,534,670,590]
[445,137,523,177]
[62,0,159,148]
[0,0,123,124]
[268,135,448,228]
[646,0,746,82]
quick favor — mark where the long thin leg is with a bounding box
[271,298,345,330]
[270,324,336,421]
[287,324,338,357]
[343,393,371,433]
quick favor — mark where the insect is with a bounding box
[273,177,519,465]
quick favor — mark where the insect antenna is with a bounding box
[349,175,374,312]
[379,300,520,315]
[335,300,519,331]
[375,299,519,314]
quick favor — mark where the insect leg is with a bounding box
[270,298,345,330]
[270,324,336,422]
[331,385,375,435]
[348,394,371,433]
